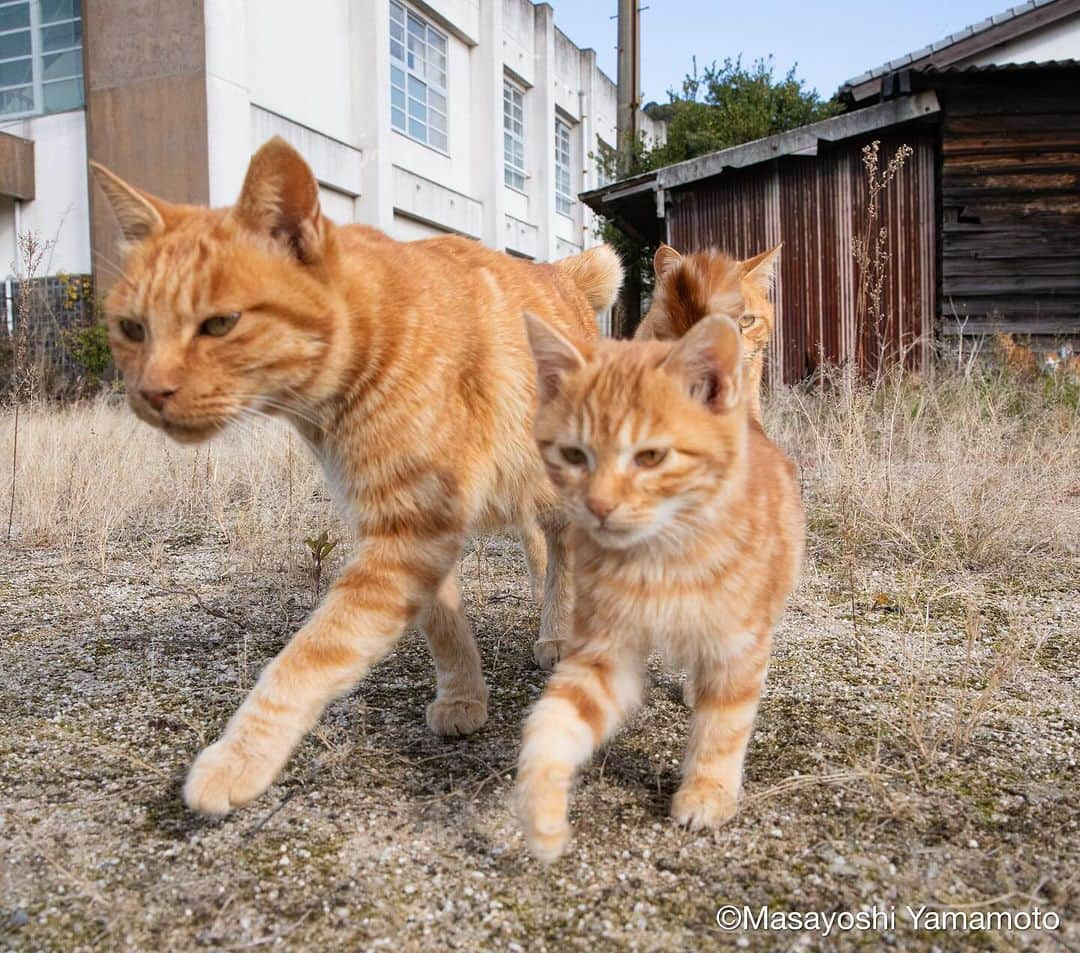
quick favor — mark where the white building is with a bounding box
[0,0,665,306]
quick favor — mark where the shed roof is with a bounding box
[839,0,1080,102]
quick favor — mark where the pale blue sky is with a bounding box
[553,0,1004,102]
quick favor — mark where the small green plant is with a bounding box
[65,322,112,384]
[304,529,338,605]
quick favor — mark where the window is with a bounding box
[503,79,525,192]
[555,117,573,216]
[0,0,83,119]
[389,1,448,152]
[596,138,615,188]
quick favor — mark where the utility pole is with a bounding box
[615,0,642,336]
[616,0,640,179]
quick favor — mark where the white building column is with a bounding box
[204,0,252,206]
[352,0,394,232]
[530,3,557,262]
[472,0,505,249]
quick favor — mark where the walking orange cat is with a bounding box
[90,138,621,815]
[517,312,804,861]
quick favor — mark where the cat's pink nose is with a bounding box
[586,497,617,522]
[140,388,176,412]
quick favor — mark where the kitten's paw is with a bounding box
[532,637,562,671]
[426,696,488,736]
[671,782,738,831]
[183,737,285,815]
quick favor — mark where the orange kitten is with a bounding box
[90,138,621,815]
[516,313,804,861]
[636,243,780,420]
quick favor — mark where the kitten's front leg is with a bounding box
[516,650,642,862]
[184,534,462,815]
[672,655,768,830]
[533,522,573,670]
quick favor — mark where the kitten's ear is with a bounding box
[653,243,682,280]
[662,315,743,413]
[89,162,169,250]
[234,137,326,264]
[523,313,586,400]
[741,244,781,294]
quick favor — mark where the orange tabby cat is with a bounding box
[90,137,621,815]
[516,313,804,861]
[636,243,781,420]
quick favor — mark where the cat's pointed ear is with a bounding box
[234,137,326,264]
[661,315,743,413]
[523,313,586,400]
[741,244,781,294]
[653,243,682,281]
[89,162,169,250]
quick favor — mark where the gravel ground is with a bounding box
[1,533,1076,952]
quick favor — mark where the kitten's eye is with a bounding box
[634,448,668,468]
[119,319,145,342]
[560,446,588,466]
[200,313,241,337]
[738,314,756,329]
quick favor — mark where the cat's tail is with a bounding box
[555,245,623,314]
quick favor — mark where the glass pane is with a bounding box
[504,131,512,154]
[43,76,82,112]
[42,19,81,52]
[391,105,405,130]
[407,74,425,100]
[430,129,446,151]
[428,109,445,133]
[428,90,445,114]
[408,116,425,140]
[390,65,404,90]
[407,96,425,124]
[391,85,404,109]
[390,21,403,43]
[429,29,446,56]
[390,38,403,61]
[407,13,424,40]
[390,0,403,24]
[0,83,32,115]
[0,56,31,86]
[0,29,30,59]
[0,3,30,32]
[40,0,77,24]
[43,49,80,81]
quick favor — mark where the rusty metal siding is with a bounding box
[666,127,936,384]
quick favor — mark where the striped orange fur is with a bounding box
[636,243,781,421]
[517,313,804,862]
[90,137,622,815]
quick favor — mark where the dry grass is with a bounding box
[1,364,1078,950]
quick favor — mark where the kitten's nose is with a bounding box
[140,388,177,412]
[586,497,617,522]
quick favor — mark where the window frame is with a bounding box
[0,0,84,120]
[595,137,616,189]
[389,0,449,155]
[503,77,526,193]
[554,116,574,217]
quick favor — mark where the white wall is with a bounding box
[0,110,91,278]
[967,14,1080,66]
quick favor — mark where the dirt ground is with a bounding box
[1,527,1076,952]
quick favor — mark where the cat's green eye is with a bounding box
[119,319,145,342]
[560,446,588,466]
[634,448,668,468]
[738,314,756,329]
[200,312,241,337]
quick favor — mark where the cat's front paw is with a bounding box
[532,637,562,671]
[426,695,488,736]
[517,766,573,863]
[671,781,738,831]
[183,736,287,815]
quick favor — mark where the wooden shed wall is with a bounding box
[666,127,937,385]
[939,71,1080,338]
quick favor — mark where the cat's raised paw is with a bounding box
[426,696,488,736]
[532,637,562,671]
[183,738,283,815]
[671,783,738,831]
